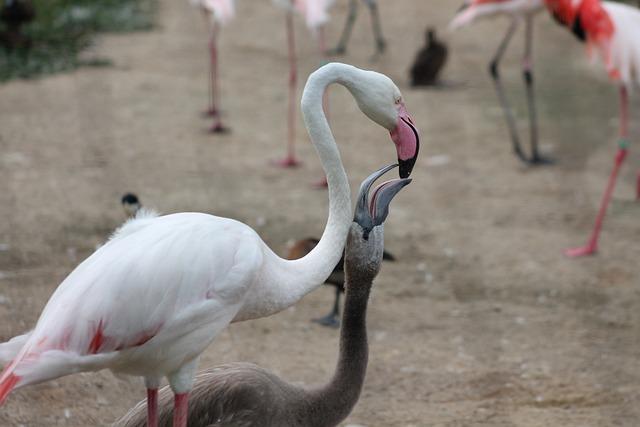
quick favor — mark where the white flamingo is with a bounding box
[190,0,235,133]
[0,63,419,427]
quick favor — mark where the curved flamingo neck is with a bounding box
[237,64,361,321]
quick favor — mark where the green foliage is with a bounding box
[0,0,155,81]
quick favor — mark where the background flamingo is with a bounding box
[331,0,386,58]
[544,0,640,256]
[450,0,550,165]
[190,0,235,133]
[271,0,333,167]
[115,164,411,427]
[0,63,419,427]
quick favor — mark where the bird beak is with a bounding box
[369,178,412,226]
[355,164,412,239]
[390,103,420,179]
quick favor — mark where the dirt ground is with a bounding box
[1,0,639,425]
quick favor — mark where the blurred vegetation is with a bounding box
[0,0,156,82]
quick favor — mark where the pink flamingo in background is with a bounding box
[544,0,640,257]
[272,0,333,167]
[190,0,235,133]
[450,0,550,165]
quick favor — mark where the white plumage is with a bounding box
[449,0,544,30]
[601,2,640,88]
[190,0,235,24]
[272,0,336,29]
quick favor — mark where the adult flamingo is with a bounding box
[272,0,333,167]
[190,0,235,133]
[0,63,420,427]
[116,164,410,427]
[450,0,551,165]
[544,0,640,257]
[332,0,386,58]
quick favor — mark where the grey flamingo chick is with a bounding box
[287,237,395,328]
[115,164,411,427]
[410,28,448,87]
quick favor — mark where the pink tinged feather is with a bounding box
[0,372,19,405]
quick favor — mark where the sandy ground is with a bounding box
[1,0,640,425]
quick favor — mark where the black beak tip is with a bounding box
[398,157,417,179]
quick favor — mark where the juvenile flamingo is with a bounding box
[450,0,551,164]
[544,0,640,257]
[271,0,333,167]
[190,0,235,133]
[332,0,386,58]
[115,165,411,427]
[0,63,419,427]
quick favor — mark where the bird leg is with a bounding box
[523,15,552,165]
[331,0,358,55]
[273,11,302,168]
[565,86,630,257]
[172,393,189,427]
[208,21,230,134]
[313,287,341,328]
[147,388,158,427]
[365,0,386,58]
[489,19,529,164]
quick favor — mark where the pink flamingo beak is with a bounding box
[390,103,420,179]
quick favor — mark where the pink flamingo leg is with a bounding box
[202,11,216,118]
[208,22,229,134]
[173,393,189,427]
[636,172,640,200]
[147,388,158,427]
[273,11,301,167]
[565,86,630,257]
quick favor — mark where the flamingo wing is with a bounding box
[0,213,263,402]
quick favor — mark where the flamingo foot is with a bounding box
[528,154,554,166]
[209,124,230,134]
[564,244,597,258]
[312,176,328,189]
[312,313,340,329]
[271,155,302,168]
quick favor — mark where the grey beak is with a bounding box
[354,164,412,239]
[370,178,412,226]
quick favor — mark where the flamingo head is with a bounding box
[347,69,420,179]
[347,163,411,284]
